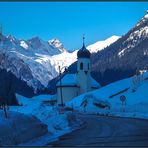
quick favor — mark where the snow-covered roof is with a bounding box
[56,74,77,87]
[91,77,101,88]
[56,73,100,88]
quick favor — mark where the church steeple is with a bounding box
[77,35,91,59]
[77,35,91,94]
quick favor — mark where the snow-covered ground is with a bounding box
[0,110,48,146]
[9,94,82,146]
[67,71,148,120]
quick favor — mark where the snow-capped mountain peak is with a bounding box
[28,36,44,48]
[118,11,148,57]
[136,10,148,27]
[27,37,67,55]
[7,34,16,42]
[0,33,120,94]
[90,11,148,87]
[87,35,120,53]
[48,38,67,53]
[144,10,148,19]
[20,40,29,49]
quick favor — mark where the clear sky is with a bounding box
[0,2,147,51]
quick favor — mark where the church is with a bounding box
[56,38,101,105]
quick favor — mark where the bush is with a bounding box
[131,72,144,92]
[66,113,76,126]
[64,106,74,111]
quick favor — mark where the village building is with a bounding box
[56,38,101,105]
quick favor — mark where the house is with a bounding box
[56,38,101,105]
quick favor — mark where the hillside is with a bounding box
[91,11,148,86]
[67,71,148,119]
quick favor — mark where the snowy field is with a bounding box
[0,110,48,146]
[1,71,148,146]
[8,94,82,146]
[67,71,148,120]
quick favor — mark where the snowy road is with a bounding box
[49,114,148,146]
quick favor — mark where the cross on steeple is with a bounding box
[83,34,85,47]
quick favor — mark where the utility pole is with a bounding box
[58,66,64,107]
[58,66,68,107]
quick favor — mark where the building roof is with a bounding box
[91,77,101,88]
[56,73,101,88]
[77,44,91,59]
[56,74,77,87]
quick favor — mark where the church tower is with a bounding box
[77,36,91,94]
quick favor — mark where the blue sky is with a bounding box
[0,2,147,51]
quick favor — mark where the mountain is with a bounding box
[47,36,120,93]
[0,32,118,95]
[0,34,64,93]
[0,68,36,104]
[1,11,147,98]
[87,35,120,53]
[0,33,78,95]
[48,38,67,53]
[91,11,148,86]
[27,37,66,55]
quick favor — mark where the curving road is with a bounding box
[49,114,148,147]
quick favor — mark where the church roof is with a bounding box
[77,44,91,59]
[56,74,77,87]
[77,36,91,58]
[56,73,100,88]
[91,77,101,88]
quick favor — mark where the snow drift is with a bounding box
[67,71,148,119]
[9,94,82,146]
[0,110,48,146]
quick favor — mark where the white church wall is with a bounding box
[77,58,90,71]
[57,87,79,104]
[77,58,91,94]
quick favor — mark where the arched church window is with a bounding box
[80,62,83,70]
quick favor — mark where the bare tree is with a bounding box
[131,70,144,92]
[0,99,8,118]
[0,70,16,118]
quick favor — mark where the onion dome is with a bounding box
[77,36,91,58]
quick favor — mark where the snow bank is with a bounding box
[9,94,82,145]
[67,72,148,119]
[0,110,48,146]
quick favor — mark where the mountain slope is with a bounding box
[87,35,120,53]
[0,33,118,94]
[91,11,148,86]
[0,35,66,92]
[47,36,120,93]
[67,71,148,119]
